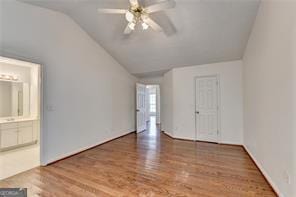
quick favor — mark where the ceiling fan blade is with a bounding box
[142,16,163,32]
[98,9,126,14]
[129,0,139,6]
[145,0,176,13]
[150,12,177,36]
[124,24,133,34]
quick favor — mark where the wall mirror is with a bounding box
[0,80,30,118]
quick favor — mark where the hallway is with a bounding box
[0,120,275,196]
[146,116,158,136]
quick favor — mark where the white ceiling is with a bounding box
[19,0,260,77]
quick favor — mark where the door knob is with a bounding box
[195,111,199,114]
[136,109,140,112]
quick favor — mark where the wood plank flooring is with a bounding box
[0,118,276,196]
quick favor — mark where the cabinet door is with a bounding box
[1,129,18,148]
[18,127,33,144]
[32,120,39,141]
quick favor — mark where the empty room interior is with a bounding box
[0,0,295,196]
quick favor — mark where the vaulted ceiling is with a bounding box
[19,0,260,77]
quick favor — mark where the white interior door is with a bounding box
[136,83,147,133]
[195,76,219,143]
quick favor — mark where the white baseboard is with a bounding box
[162,131,174,138]
[41,130,135,166]
[162,131,243,145]
[219,142,243,146]
[243,145,282,197]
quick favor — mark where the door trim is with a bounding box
[194,75,221,143]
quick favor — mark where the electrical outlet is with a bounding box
[284,171,291,185]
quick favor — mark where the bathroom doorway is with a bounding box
[0,56,41,180]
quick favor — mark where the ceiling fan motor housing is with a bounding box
[129,5,148,23]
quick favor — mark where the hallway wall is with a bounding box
[243,1,296,196]
[161,70,175,137]
[162,61,243,144]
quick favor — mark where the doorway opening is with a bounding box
[0,57,41,180]
[146,85,160,135]
[136,84,160,134]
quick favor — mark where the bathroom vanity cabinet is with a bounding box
[0,119,39,151]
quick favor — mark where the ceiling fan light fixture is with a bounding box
[128,22,136,30]
[125,11,134,22]
[142,22,149,30]
[98,0,175,35]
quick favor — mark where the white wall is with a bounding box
[0,0,137,164]
[243,1,296,196]
[162,61,244,144]
[161,70,174,137]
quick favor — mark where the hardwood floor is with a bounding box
[0,117,276,196]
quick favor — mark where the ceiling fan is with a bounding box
[98,0,176,35]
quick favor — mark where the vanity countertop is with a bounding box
[0,117,39,124]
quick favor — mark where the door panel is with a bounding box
[18,127,33,144]
[136,83,147,133]
[195,76,219,142]
[1,129,18,148]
